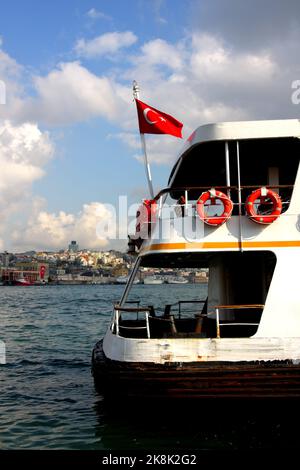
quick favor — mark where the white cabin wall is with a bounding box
[287,158,300,213]
[255,248,300,337]
[207,256,234,320]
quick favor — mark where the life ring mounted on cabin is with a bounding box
[196,189,233,226]
[245,187,282,224]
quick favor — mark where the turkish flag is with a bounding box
[135,99,183,138]
[39,265,46,279]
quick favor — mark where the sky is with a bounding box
[1,0,300,252]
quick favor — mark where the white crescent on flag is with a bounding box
[143,108,158,125]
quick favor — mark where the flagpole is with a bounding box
[132,81,154,199]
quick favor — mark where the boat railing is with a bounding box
[112,305,151,338]
[153,184,294,220]
[143,299,206,319]
[112,300,141,319]
[214,304,265,338]
[112,300,208,338]
[112,302,264,339]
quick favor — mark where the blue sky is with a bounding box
[1,0,300,251]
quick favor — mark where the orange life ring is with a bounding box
[136,199,157,236]
[245,187,282,224]
[196,189,233,226]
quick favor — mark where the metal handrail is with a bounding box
[112,301,207,337]
[154,184,294,201]
[113,305,151,338]
[153,184,293,222]
[114,305,153,313]
[215,304,264,338]
[119,325,149,330]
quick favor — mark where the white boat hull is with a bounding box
[92,335,300,399]
[102,329,300,364]
[143,278,164,285]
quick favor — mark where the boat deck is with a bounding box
[114,301,263,340]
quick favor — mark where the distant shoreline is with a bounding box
[0,279,208,287]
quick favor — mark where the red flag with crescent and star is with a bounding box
[135,99,183,138]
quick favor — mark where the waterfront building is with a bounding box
[68,241,79,252]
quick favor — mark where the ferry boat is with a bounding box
[12,275,34,286]
[166,276,189,284]
[143,275,164,285]
[92,119,300,400]
[115,275,139,285]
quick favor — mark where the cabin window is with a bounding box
[232,138,299,212]
[170,137,300,214]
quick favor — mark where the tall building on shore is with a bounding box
[68,241,79,252]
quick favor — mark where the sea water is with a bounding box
[0,284,299,450]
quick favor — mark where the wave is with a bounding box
[10,358,91,368]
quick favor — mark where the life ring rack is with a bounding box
[245,187,282,224]
[196,189,233,226]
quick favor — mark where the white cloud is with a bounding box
[0,121,54,249]
[134,136,183,166]
[0,46,21,77]
[12,201,116,251]
[0,120,53,166]
[23,61,127,125]
[140,39,183,69]
[112,131,182,166]
[0,43,24,111]
[0,120,53,195]
[86,8,111,21]
[190,34,277,84]
[109,132,141,150]
[74,31,137,58]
